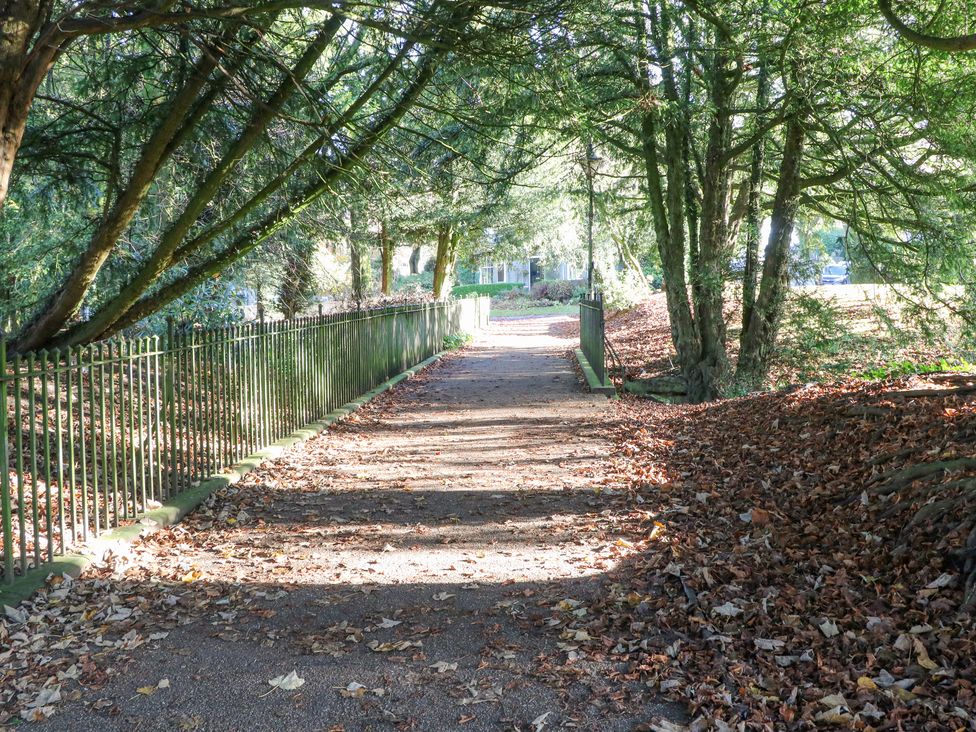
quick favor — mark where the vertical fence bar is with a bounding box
[290,320,299,429]
[223,329,233,466]
[134,339,143,506]
[256,323,265,447]
[245,323,255,453]
[275,322,284,439]
[258,322,266,447]
[247,323,256,456]
[141,340,150,508]
[166,320,177,500]
[197,332,208,479]
[27,353,40,566]
[209,329,219,475]
[64,346,78,544]
[179,329,190,492]
[40,351,53,562]
[119,341,131,519]
[53,350,65,553]
[76,347,89,543]
[97,343,109,531]
[13,354,26,572]
[190,331,201,482]
[127,340,139,515]
[152,336,163,503]
[1,340,12,582]
[220,329,228,470]
[108,342,120,524]
[266,323,274,441]
[242,324,253,457]
[206,330,214,474]
[88,345,100,536]
[202,330,213,477]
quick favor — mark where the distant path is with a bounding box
[38,316,681,731]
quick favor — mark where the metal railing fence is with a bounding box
[1,297,488,582]
[579,293,607,385]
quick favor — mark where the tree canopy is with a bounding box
[4,0,976,398]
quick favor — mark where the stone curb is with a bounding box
[573,348,616,396]
[0,351,445,608]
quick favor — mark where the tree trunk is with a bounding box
[614,234,652,292]
[637,3,708,399]
[0,1,61,212]
[431,224,458,299]
[61,19,334,346]
[736,113,807,386]
[349,208,371,304]
[94,44,449,340]
[380,222,394,295]
[408,244,422,275]
[11,41,224,353]
[277,245,315,319]
[741,57,770,339]
[688,52,735,401]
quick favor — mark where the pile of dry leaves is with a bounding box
[556,374,976,730]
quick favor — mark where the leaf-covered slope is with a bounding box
[571,376,976,729]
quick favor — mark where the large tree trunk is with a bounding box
[736,113,807,386]
[637,5,701,393]
[7,6,451,352]
[431,224,458,299]
[60,18,333,347]
[380,221,394,295]
[10,40,226,353]
[0,1,62,211]
[686,52,735,401]
[95,44,450,339]
[741,57,770,339]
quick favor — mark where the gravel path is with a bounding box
[31,316,682,731]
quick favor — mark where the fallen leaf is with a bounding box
[267,670,305,693]
[339,682,366,698]
[711,601,742,617]
[913,637,939,670]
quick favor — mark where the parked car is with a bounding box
[820,263,850,285]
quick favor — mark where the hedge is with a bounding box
[451,282,524,297]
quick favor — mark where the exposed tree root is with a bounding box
[867,447,916,467]
[887,386,976,399]
[868,458,976,495]
[844,405,895,418]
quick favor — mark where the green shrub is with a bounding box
[444,332,473,350]
[602,270,651,310]
[530,279,583,302]
[452,282,524,297]
[395,272,433,292]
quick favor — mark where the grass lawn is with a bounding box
[490,304,578,317]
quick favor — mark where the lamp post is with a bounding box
[583,143,603,295]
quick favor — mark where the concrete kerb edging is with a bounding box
[0,351,446,608]
[574,348,616,397]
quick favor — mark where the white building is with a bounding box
[478,257,582,286]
